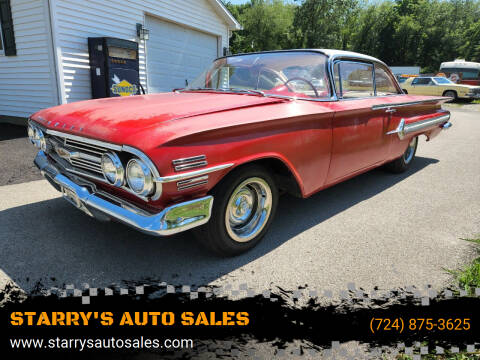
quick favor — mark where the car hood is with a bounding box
[31,92,284,147]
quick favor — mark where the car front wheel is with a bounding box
[384,136,418,173]
[195,165,278,256]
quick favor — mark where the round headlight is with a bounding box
[126,158,154,196]
[101,153,124,186]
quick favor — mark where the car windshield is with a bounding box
[433,77,454,84]
[185,51,330,99]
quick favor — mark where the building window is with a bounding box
[0,18,4,55]
[0,0,16,56]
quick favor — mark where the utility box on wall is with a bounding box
[88,37,141,98]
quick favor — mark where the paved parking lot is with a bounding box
[1,108,479,296]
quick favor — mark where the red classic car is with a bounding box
[28,49,452,256]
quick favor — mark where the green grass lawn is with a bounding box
[395,237,480,359]
[448,237,480,294]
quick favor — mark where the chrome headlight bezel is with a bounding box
[36,128,47,151]
[29,125,46,151]
[27,124,36,144]
[126,158,155,197]
[101,152,124,186]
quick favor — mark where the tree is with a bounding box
[224,0,480,72]
[225,0,296,53]
[292,0,359,49]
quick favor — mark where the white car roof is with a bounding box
[316,49,383,64]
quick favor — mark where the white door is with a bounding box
[145,16,219,93]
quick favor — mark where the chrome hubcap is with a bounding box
[404,137,417,164]
[225,177,272,242]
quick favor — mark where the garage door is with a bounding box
[145,16,219,93]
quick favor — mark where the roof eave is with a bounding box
[208,0,242,30]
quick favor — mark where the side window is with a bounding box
[333,62,340,95]
[375,65,399,95]
[461,69,479,80]
[412,78,430,85]
[334,61,374,98]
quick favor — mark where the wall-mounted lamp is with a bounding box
[136,23,150,41]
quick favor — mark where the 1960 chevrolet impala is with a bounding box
[28,49,451,256]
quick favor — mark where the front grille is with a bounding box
[47,134,109,179]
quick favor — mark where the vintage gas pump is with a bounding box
[88,37,143,98]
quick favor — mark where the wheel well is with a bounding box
[219,158,302,198]
[443,89,457,96]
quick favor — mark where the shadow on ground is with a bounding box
[0,124,42,186]
[0,156,438,292]
[0,123,28,141]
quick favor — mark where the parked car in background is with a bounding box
[397,74,418,84]
[440,59,480,86]
[390,66,421,79]
[401,76,480,100]
[28,49,452,256]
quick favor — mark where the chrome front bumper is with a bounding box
[34,151,213,236]
[465,94,480,99]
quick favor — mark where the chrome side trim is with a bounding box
[177,181,209,191]
[172,155,208,172]
[372,98,448,110]
[404,114,451,134]
[172,155,207,165]
[177,175,209,186]
[156,163,234,183]
[386,118,406,138]
[34,151,213,236]
[177,175,209,191]
[386,114,451,140]
[174,161,208,172]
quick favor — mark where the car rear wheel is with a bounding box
[443,90,457,101]
[384,136,418,173]
[194,165,278,256]
[402,89,408,94]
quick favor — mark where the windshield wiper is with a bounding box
[179,87,266,97]
[223,88,266,97]
[178,87,218,92]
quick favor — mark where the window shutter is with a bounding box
[0,0,16,56]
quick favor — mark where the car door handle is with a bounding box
[385,108,397,113]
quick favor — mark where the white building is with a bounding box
[0,0,240,119]
[389,66,421,77]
